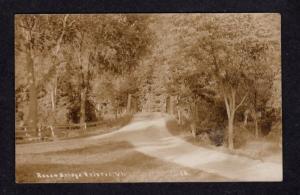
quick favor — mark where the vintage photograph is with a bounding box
[15,13,282,182]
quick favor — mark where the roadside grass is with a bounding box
[166,119,282,163]
[16,140,227,183]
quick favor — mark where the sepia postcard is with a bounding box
[15,13,282,183]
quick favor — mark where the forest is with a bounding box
[15,14,281,151]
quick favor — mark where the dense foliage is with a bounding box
[15,14,281,150]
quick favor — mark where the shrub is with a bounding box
[67,99,97,123]
[208,128,224,146]
[261,107,280,136]
[232,123,255,149]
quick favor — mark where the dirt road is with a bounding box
[16,112,282,181]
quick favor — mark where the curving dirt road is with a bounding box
[16,112,282,181]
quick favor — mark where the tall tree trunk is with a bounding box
[80,88,86,129]
[46,14,69,136]
[165,97,169,114]
[191,122,197,137]
[177,107,182,125]
[228,113,235,150]
[96,103,101,119]
[26,51,38,135]
[115,99,118,119]
[50,82,57,137]
[175,96,182,125]
[254,113,259,138]
[224,95,233,150]
[190,100,198,136]
[50,87,55,112]
[224,90,247,150]
[243,109,249,127]
[170,96,174,116]
[255,119,259,138]
[195,101,199,120]
[253,89,259,138]
[127,94,132,113]
[147,94,151,112]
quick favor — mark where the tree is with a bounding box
[15,15,71,134]
[237,39,276,138]
[188,14,279,149]
[58,14,153,124]
[89,14,153,117]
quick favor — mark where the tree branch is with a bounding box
[232,89,236,111]
[53,14,69,55]
[235,93,247,112]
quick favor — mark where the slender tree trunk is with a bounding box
[254,113,259,138]
[115,99,118,119]
[50,77,57,115]
[177,107,182,125]
[165,97,169,114]
[50,88,56,137]
[223,89,247,150]
[191,122,197,137]
[224,95,233,150]
[147,94,151,112]
[195,101,199,121]
[96,103,101,119]
[46,15,69,136]
[243,110,249,127]
[228,113,235,150]
[127,94,132,113]
[253,89,259,138]
[170,96,174,116]
[50,87,55,111]
[175,96,182,125]
[80,88,86,129]
[190,100,199,138]
[26,51,38,135]
[50,83,57,137]
[49,125,55,137]
[255,119,259,138]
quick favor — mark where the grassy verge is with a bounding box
[16,140,226,183]
[166,119,282,163]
